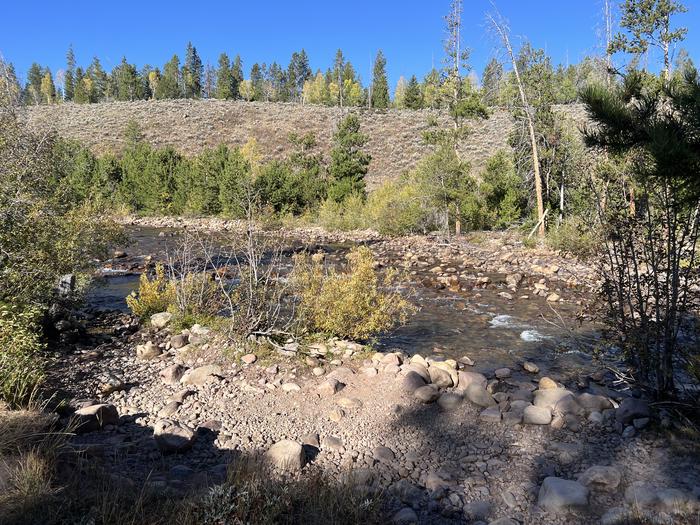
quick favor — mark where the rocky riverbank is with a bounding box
[47,306,700,525]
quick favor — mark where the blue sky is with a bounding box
[2,0,698,89]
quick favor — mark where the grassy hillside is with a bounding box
[23,99,586,187]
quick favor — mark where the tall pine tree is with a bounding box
[371,50,389,108]
[183,42,203,98]
[64,45,76,101]
[216,53,234,99]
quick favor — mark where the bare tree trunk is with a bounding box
[489,12,546,237]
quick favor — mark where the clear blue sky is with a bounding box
[2,0,698,89]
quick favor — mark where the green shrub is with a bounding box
[547,216,601,258]
[366,179,429,235]
[316,194,369,231]
[0,305,45,408]
[292,246,414,340]
[479,150,526,229]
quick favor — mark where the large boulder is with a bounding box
[616,398,650,425]
[577,393,613,413]
[534,388,575,411]
[428,366,453,388]
[523,405,552,425]
[150,312,173,329]
[414,385,440,403]
[465,383,496,408]
[181,364,223,385]
[402,371,426,393]
[73,403,119,433]
[537,477,589,513]
[456,371,487,391]
[153,419,195,453]
[266,440,305,471]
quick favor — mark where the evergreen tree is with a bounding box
[73,67,89,103]
[87,57,108,102]
[250,63,263,101]
[287,50,311,101]
[156,55,182,99]
[481,58,503,106]
[183,42,203,98]
[232,55,244,98]
[404,75,423,109]
[371,50,389,108]
[610,0,687,80]
[113,57,140,101]
[333,49,345,105]
[216,53,234,99]
[328,113,371,201]
[25,63,43,104]
[139,65,154,100]
[64,45,76,101]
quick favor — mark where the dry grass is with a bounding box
[23,99,526,188]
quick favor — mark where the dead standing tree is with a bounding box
[487,8,546,238]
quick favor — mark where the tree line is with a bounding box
[6,35,694,111]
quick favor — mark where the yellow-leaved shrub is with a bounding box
[292,246,414,340]
[126,263,175,318]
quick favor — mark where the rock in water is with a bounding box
[537,477,589,513]
[153,419,196,453]
[266,440,305,471]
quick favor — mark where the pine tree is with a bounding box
[333,49,345,106]
[250,63,263,101]
[87,57,108,102]
[64,45,76,101]
[481,58,504,106]
[371,50,389,108]
[216,53,234,99]
[327,114,371,201]
[113,57,140,101]
[183,42,203,98]
[610,0,687,81]
[232,55,243,98]
[25,63,43,104]
[404,75,423,109]
[156,55,182,99]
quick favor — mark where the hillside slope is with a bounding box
[23,99,585,187]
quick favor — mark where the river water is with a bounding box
[86,227,608,382]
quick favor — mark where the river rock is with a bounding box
[136,341,161,360]
[414,385,440,403]
[241,353,257,364]
[523,361,540,374]
[170,334,189,349]
[523,405,552,425]
[405,363,430,382]
[538,377,558,390]
[281,382,301,392]
[534,388,575,411]
[393,507,418,524]
[73,403,119,433]
[428,366,453,388]
[577,393,613,412]
[457,371,487,391]
[97,373,125,395]
[466,383,496,408]
[373,446,396,464]
[336,397,363,410]
[616,398,650,425]
[160,364,187,385]
[318,378,343,397]
[480,406,502,423]
[402,371,426,393]
[181,364,222,385]
[537,477,589,513]
[150,312,173,329]
[438,392,463,411]
[266,440,305,471]
[153,419,195,453]
[495,367,512,379]
[577,466,621,491]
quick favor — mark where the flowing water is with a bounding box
[86,227,609,381]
